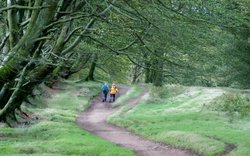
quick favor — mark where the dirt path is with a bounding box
[76,86,197,156]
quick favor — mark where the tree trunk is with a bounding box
[153,60,164,87]
[0,64,54,121]
[7,0,19,49]
[0,83,12,109]
[44,65,63,87]
[131,64,142,84]
[0,16,70,121]
[144,61,152,83]
[85,54,97,81]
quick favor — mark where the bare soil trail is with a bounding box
[76,86,197,156]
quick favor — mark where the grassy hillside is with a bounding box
[108,84,250,156]
[0,81,134,156]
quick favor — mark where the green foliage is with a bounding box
[127,0,250,88]
[75,40,132,83]
[209,93,250,119]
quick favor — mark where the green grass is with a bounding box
[109,85,250,156]
[0,81,134,156]
[112,86,142,107]
[151,84,187,99]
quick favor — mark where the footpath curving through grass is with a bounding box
[112,85,142,107]
[109,84,250,156]
[0,81,134,156]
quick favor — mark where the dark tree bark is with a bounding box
[85,54,97,81]
[0,83,12,109]
[153,60,164,87]
[145,61,152,83]
[131,64,142,84]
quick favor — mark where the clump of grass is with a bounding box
[209,93,250,120]
[151,84,186,99]
[153,131,225,155]
[112,86,142,107]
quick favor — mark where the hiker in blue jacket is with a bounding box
[101,82,109,102]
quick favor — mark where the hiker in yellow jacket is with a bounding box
[109,83,118,102]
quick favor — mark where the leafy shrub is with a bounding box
[209,93,250,119]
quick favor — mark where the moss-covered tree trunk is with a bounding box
[0,0,57,88]
[0,20,71,121]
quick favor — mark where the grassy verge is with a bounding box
[112,86,142,107]
[109,85,250,156]
[0,81,134,156]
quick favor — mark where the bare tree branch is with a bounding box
[87,36,125,55]
[123,0,160,29]
[61,18,95,55]
[134,32,187,68]
[0,34,9,51]
[61,0,117,55]
[44,15,92,30]
[64,26,82,43]
[126,54,173,75]
[0,5,49,14]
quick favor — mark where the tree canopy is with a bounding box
[0,0,249,123]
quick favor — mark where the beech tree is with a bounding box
[0,0,148,123]
[0,0,249,124]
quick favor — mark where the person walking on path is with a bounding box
[101,82,109,102]
[109,83,118,102]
